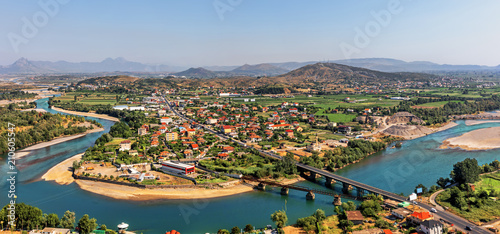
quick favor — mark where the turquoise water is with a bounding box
[1,98,499,233]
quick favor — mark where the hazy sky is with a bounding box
[1,0,500,66]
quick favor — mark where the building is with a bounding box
[285,129,294,138]
[419,220,443,234]
[165,132,178,141]
[338,125,352,134]
[160,117,173,124]
[119,140,131,151]
[345,211,364,225]
[138,127,148,136]
[408,211,433,224]
[391,208,411,219]
[161,161,195,175]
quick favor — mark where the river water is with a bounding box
[1,98,499,233]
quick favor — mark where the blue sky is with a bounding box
[1,0,500,67]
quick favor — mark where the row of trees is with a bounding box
[0,203,113,234]
[0,90,36,100]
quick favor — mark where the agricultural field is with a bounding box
[230,94,401,109]
[315,110,357,123]
[53,91,148,106]
[413,100,464,108]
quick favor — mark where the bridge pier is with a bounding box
[325,177,336,188]
[342,182,353,194]
[357,188,365,198]
[281,187,289,196]
[257,183,266,191]
[333,195,342,206]
[306,191,315,200]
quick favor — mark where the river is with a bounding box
[1,98,500,233]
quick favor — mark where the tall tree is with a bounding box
[60,210,76,229]
[270,210,288,229]
[46,213,60,227]
[451,158,481,184]
[77,214,97,234]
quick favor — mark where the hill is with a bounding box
[76,75,140,86]
[173,67,228,78]
[254,62,435,86]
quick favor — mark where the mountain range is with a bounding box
[1,57,499,75]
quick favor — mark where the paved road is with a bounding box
[164,97,492,234]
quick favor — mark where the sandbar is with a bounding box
[440,126,500,151]
[51,106,119,122]
[42,153,84,185]
[74,177,303,201]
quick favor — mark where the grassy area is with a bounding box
[319,215,343,234]
[230,94,400,108]
[104,138,135,146]
[315,110,357,123]
[476,171,500,193]
[413,100,464,108]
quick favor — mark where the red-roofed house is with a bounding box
[408,211,433,224]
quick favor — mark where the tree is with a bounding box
[217,229,230,234]
[77,214,97,234]
[100,224,107,230]
[60,210,76,229]
[231,226,241,234]
[341,201,356,211]
[313,209,326,222]
[46,213,60,227]
[270,210,288,228]
[244,224,254,233]
[451,158,481,184]
[437,177,451,189]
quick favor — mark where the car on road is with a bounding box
[430,208,437,213]
[413,201,418,205]
[465,226,472,231]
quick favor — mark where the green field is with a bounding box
[230,94,401,109]
[53,91,149,106]
[315,110,357,123]
[476,171,500,193]
[413,100,464,108]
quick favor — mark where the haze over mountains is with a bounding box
[1,57,499,76]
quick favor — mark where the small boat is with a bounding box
[117,222,129,233]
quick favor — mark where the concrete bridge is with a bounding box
[296,163,407,202]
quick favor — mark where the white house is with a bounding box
[419,220,443,234]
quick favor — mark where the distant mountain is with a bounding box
[331,58,498,72]
[0,58,54,74]
[174,63,291,78]
[255,62,435,86]
[173,67,228,78]
[0,57,186,74]
[231,63,289,76]
[268,61,318,71]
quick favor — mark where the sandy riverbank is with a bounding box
[377,121,458,140]
[72,176,304,201]
[465,120,500,126]
[440,126,500,150]
[51,106,119,122]
[42,153,83,185]
[15,127,104,159]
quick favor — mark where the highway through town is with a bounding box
[164,96,492,234]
